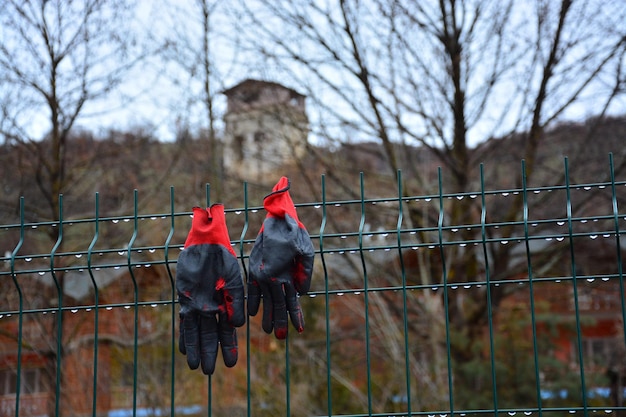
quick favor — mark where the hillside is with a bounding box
[1,115,625,223]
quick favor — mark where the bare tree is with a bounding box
[0,0,152,222]
[0,2,150,415]
[230,0,626,411]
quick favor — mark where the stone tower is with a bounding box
[222,79,308,182]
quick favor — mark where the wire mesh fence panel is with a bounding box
[1,158,625,417]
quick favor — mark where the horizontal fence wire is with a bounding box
[1,157,626,417]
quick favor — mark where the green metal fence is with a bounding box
[1,157,626,417]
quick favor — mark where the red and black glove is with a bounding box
[248,177,315,339]
[176,205,245,375]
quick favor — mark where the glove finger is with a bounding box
[284,281,305,333]
[178,314,186,355]
[261,283,275,335]
[247,280,262,316]
[182,312,200,370]
[218,310,238,368]
[270,279,289,339]
[199,315,219,375]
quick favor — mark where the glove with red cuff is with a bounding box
[176,205,245,375]
[248,177,315,339]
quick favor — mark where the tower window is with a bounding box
[240,91,259,104]
[254,132,265,143]
[234,135,244,161]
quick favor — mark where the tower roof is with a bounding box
[222,79,307,115]
[222,79,305,98]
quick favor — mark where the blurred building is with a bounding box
[222,79,309,182]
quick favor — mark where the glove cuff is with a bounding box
[183,205,236,256]
[263,177,302,225]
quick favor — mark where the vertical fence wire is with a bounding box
[479,164,499,416]
[521,160,544,416]
[564,158,589,413]
[49,195,64,417]
[238,181,251,417]
[609,154,626,357]
[126,190,140,417]
[204,183,213,417]
[9,197,25,417]
[437,167,456,416]
[285,328,291,417]
[86,192,100,417]
[357,172,373,417]
[396,170,413,416]
[284,177,292,417]
[319,174,333,417]
[164,186,177,417]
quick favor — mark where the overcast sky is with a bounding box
[3,0,626,147]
